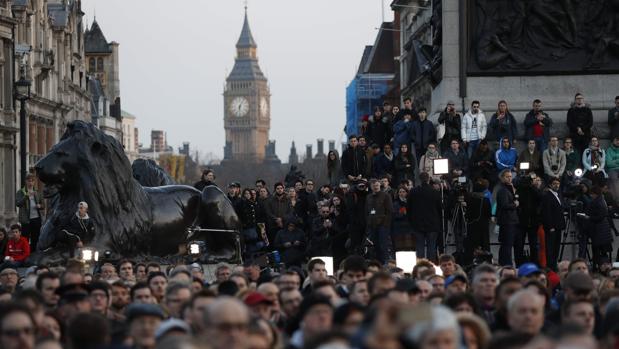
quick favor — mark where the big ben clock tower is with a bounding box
[223,7,271,163]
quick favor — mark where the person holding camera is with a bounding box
[517,140,543,177]
[445,139,469,180]
[438,101,462,153]
[541,177,565,271]
[496,169,520,266]
[582,136,607,186]
[273,217,306,267]
[308,205,338,259]
[344,180,369,255]
[524,99,553,152]
[542,137,566,181]
[489,100,518,144]
[469,140,496,184]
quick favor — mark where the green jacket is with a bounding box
[607,144,619,171]
[15,188,43,225]
[565,150,580,172]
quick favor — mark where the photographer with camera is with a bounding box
[438,101,462,154]
[496,169,520,266]
[273,217,306,267]
[582,136,607,186]
[344,180,369,255]
[542,137,566,182]
[445,139,469,180]
[515,173,543,266]
[470,140,496,185]
[307,205,338,259]
[462,179,492,266]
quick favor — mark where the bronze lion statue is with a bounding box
[33,121,240,264]
[132,158,176,187]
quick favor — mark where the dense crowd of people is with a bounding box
[1,94,619,348]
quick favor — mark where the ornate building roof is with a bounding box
[85,19,112,54]
[227,10,266,81]
[236,10,257,48]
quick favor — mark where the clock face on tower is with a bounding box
[230,97,249,117]
[260,97,269,118]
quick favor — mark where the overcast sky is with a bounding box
[81,0,393,162]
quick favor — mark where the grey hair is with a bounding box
[78,201,88,209]
[406,305,460,344]
[507,289,544,313]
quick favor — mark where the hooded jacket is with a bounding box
[461,109,487,142]
[495,138,518,171]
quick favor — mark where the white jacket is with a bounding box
[461,109,487,142]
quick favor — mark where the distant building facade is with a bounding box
[121,110,138,162]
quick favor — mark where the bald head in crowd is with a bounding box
[507,289,545,336]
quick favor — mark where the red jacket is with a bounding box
[5,236,30,262]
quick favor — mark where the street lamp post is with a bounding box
[15,66,31,188]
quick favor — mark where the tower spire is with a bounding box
[236,3,256,49]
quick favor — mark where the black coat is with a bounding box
[237,199,257,229]
[496,183,519,226]
[341,146,367,179]
[516,182,543,228]
[585,195,613,247]
[274,227,306,266]
[407,183,442,232]
[308,216,337,257]
[445,149,469,175]
[368,120,391,148]
[394,152,415,185]
[609,107,619,139]
[567,105,593,139]
[411,119,436,151]
[541,190,565,231]
[372,152,395,178]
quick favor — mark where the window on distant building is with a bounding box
[97,57,103,71]
[89,58,95,72]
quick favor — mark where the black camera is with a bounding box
[551,165,558,171]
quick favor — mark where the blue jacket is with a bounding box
[393,119,413,152]
[495,138,518,171]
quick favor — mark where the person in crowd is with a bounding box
[444,139,468,179]
[515,173,543,266]
[118,260,135,285]
[367,106,391,149]
[524,99,553,152]
[606,136,619,201]
[517,140,543,177]
[489,100,518,144]
[329,194,349,267]
[582,186,614,268]
[266,182,292,244]
[0,224,30,270]
[391,185,413,252]
[582,136,607,186]
[395,97,417,124]
[298,179,319,229]
[463,179,492,265]
[412,108,437,160]
[365,179,393,264]
[274,218,306,267]
[496,169,520,266]
[609,95,619,139]
[53,201,95,257]
[471,264,498,324]
[392,112,413,156]
[407,172,442,261]
[438,101,462,153]
[541,177,566,271]
[341,135,367,182]
[364,143,380,179]
[345,179,369,255]
[308,205,337,259]
[469,139,495,184]
[0,303,37,349]
[495,137,518,173]
[543,136,567,181]
[567,93,594,155]
[327,150,342,187]
[461,100,487,158]
[15,173,43,251]
[0,228,7,258]
[227,182,242,208]
[506,290,545,336]
[194,169,216,191]
[394,143,415,186]
[238,188,265,259]
[372,143,395,179]
[418,142,441,181]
